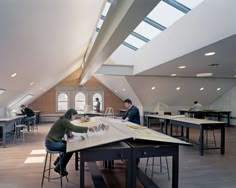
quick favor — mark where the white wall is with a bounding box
[0,107,6,117]
[210,85,236,126]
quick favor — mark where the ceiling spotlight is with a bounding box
[171,74,177,76]
[176,87,181,90]
[122,88,126,91]
[115,90,117,93]
[30,82,34,86]
[217,88,221,91]
[205,52,215,56]
[151,87,155,90]
[178,66,186,69]
[200,87,204,91]
[196,73,213,77]
[11,73,17,78]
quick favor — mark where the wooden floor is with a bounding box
[0,123,236,188]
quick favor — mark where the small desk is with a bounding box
[179,109,231,126]
[145,115,225,156]
[0,116,24,147]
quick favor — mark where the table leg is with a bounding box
[199,126,204,156]
[126,154,132,188]
[165,120,168,135]
[75,151,79,170]
[147,117,150,128]
[170,123,173,136]
[80,154,85,188]
[186,127,189,140]
[172,146,179,188]
[2,126,6,148]
[221,125,225,155]
[181,126,184,137]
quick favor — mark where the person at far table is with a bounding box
[18,105,35,124]
[122,98,140,124]
[189,101,202,111]
[94,97,100,112]
[189,101,203,118]
[45,108,96,176]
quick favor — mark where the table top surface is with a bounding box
[145,114,225,125]
[67,117,190,152]
[178,109,232,113]
[0,115,25,122]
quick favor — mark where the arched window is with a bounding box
[93,93,102,111]
[75,92,86,111]
[57,93,68,111]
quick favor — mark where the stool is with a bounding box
[13,124,26,144]
[145,156,170,181]
[26,116,38,133]
[41,149,68,188]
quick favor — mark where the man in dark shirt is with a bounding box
[94,98,101,112]
[122,99,140,124]
[20,105,35,124]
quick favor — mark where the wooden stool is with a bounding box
[13,124,26,144]
[41,149,68,188]
[145,156,170,181]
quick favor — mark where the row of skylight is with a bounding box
[96,0,204,51]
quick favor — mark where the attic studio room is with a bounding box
[0,0,236,188]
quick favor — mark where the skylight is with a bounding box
[176,0,205,9]
[9,94,33,109]
[133,21,161,40]
[95,0,205,51]
[124,35,146,49]
[102,2,111,17]
[147,1,185,28]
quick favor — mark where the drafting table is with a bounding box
[145,114,225,156]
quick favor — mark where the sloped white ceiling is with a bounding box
[0,0,105,107]
[126,76,236,108]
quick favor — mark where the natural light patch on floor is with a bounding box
[30,149,46,155]
[24,157,45,164]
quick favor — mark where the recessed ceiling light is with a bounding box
[122,88,126,91]
[115,90,117,93]
[151,87,155,90]
[200,87,204,91]
[11,73,17,78]
[40,87,43,90]
[217,88,221,91]
[176,87,181,90]
[205,52,215,56]
[234,75,236,78]
[171,74,177,76]
[178,66,186,69]
[30,82,34,86]
[196,73,213,77]
[0,89,5,95]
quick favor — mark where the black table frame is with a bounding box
[146,115,225,156]
[78,140,180,188]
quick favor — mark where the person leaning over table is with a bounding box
[18,104,35,124]
[122,98,140,124]
[45,108,96,176]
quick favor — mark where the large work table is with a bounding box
[178,109,231,126]
[145,114,225,156]
[0,116,25,147]
[67,117,189,188]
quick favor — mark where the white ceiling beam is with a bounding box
[79,0,161,85]
[96,64,133,75]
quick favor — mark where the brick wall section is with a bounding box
[29,68,124,114]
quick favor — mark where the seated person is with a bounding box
[189,101,202,111]
[19,105,35,124]
[45,108,96,176]
[189,101,203,119]
[122,98,140,124]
